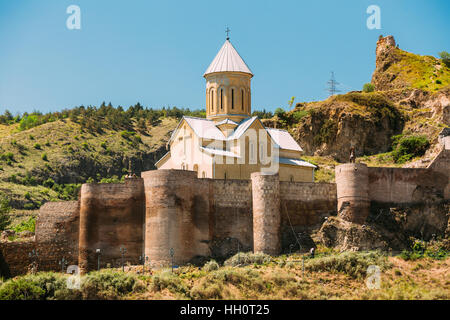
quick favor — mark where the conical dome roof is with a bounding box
[204,40,253,77]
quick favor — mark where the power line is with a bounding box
[326,71,341,96]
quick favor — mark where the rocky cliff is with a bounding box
[266,35,450,164]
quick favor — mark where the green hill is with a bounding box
[0,105,204,229]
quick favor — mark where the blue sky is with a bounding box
[0,0,449,114]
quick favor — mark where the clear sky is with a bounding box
[0,0,449,114]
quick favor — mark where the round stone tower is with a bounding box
[204,37,253,123]
[335,163,370,224]
[251,172,281,255]
[142,170,198,267]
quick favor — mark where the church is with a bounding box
[155,36,316,182]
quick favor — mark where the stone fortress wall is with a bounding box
[1,137,448,276]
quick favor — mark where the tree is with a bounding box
[274,107,286,118]
[363,83,375,92]
[0,195,11,231]
[288,97,296,109]
[438,51,450,68]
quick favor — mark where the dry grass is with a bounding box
[2,251,448,300]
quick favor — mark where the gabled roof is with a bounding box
[266,128,303,152]
[278,157,317,168]
[215,118,239,127]
[204,40,253,76]
[169,116,303,152]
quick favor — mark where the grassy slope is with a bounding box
[1,250,448,300]
[0,117,177,226]
[389,48,450,91]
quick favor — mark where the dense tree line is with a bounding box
[0,103,206,133]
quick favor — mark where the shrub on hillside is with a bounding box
[202,260,219,272]
[224,252,271,267]
[363,83,375,92]
[81,270,144,300]
[0,272,75,300]
[151,270,188,296]
[391,134,430,163]
[13,216,36,233]
[304,251,390,279]
[0,195,11,231]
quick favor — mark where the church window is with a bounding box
[259,142,265,161]
[202,171,206,178]
[249,142,255,163]
[224,171,227,180]
[220,89,223,110]
[231,89,234,109]
[210,90,214,112]
[241,89,245,111]
[290,175,294,182]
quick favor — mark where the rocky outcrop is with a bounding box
[371,35,409,91]
[290,93,404,162]
[318,201,450,251]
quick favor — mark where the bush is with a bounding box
[0,278,45,300]
[0,272,73,300]
[0,195,11,231]
[438,51,450,68]
[224,252,271,267]
[43,178,55,188]
[399,239,448,261]
[33,143,41,150]
[0,152,14,162]
[41,153,48,161]
[151,270,188,296]
[81,270,143,300]
[304,251,390,279]
[292,110,309,122]
[203,260,219,272]
[13,216,36,233]
[363,83,375,92]
[391,135,430,163]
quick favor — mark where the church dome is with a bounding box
[204,39,253,77]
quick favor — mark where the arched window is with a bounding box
[210,90,214,112]
[249,141,255,163]
[259,142,265,162]
[202,171,206,178]
[220,89,223,110]
[224,171,227,180]
[290,175,294,182]
[231,89,234,109]
[241,89,245,111]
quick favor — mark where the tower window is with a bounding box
[210,90,214,112]
[220,89,223,110]
[231,89,234,109]
[241,89,245,111]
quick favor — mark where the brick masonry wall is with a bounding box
[368,167,447,204]
[279,181,337,250]
[211,179,253,256]
[79,178,145,273]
